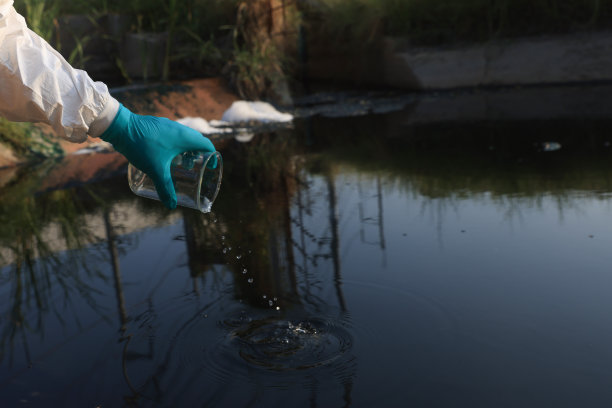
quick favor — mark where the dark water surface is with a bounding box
[3,100,612,406]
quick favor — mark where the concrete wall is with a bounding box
[306,31,612,90]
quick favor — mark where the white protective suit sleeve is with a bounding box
[0,0,119,141]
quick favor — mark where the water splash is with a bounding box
[227,317,352,371]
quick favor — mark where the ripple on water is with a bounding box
[121,280,455,403]
[224,315,353,372]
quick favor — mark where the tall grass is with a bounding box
[11,0,612,89]
[310,0,611,46]
[13,0,61,41]
[13,0,239,81]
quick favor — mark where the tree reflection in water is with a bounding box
[118,132,356,406]
[2,113,612,405]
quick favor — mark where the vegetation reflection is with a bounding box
[3,117,612,402]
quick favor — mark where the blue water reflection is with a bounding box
[3,112,612,406]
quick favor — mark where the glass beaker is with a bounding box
[128,151,222,213]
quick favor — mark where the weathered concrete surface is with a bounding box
[398,84,612,126]
[308,31,612,90]
[370,84,612,142]
[397,32,612,89]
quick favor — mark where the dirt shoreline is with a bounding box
[0,77,239,165]
[0,77,240,191]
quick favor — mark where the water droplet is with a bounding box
[242,268,248,274]
[263,295,267,299]
[273,297,278,301]
[276,306,280,311]
[236,255,242,260]
[221,235,225,240]
[248,278,254,283]
[268,300,274,306]
[222,248,227,254]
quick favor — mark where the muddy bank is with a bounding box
[0,77,239,190]
[112,78,239,121]
[0,77,238,164]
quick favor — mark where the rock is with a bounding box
[0,144,19,168]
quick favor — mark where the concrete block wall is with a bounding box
[306,31,612,90]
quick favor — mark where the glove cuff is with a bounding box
[88,97,121,138]
[99,104,132,151]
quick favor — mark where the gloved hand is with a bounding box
[100,104,216,209]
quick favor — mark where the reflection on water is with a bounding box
[4,109,612,406]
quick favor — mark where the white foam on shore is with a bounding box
[72,102,291,154]
[177,101,293,140]
[72,141,113,155]
[221,101,293,123]
[234,133,255,143]
[176,117,234,135]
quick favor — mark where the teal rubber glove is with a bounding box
[100,104,216,209]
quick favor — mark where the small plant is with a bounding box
[0,118,62,160]
[231,42,284,100]
[227,0,301,101]
[304,0,612,46]
[14,0,60,41]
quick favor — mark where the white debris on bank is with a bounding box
[234,133,255,143]
[176,117,234,135]
[176,101,293,141]
[221,101,293,123]
[72,101,292,155]
[72,141,114,155]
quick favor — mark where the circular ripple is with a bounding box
[121,280,455,404]
[226,316,352,371]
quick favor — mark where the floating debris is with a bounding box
[541,142,562,152]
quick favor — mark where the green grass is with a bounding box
[309,0,611,46]
[13,0,239,81]
[0,119,34,156]
[0,118,62,160]
[10,0,612,92]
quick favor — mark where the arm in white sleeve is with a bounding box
[0,0,119,141]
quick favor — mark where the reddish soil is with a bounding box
[85,77,239,145]
[36,152,127,193]
[1,77,239,191]
[132,77,239,121]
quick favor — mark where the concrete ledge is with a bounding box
[401,84,612,126]
[307,31,612,90]
[395,31,612,89]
